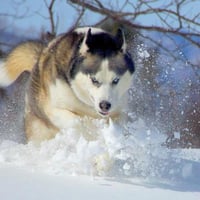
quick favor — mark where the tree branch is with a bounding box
[69,0,200,48]
[44,0,56,36]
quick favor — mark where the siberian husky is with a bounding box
[0,27,135,143]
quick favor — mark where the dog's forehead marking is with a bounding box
[96,59,116,83]
[93,55,131,82]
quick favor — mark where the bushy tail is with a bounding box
[0,41,44,87]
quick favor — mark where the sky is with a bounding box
[1,0,200,38]
[0,0,78,36]
[0,0,105,37]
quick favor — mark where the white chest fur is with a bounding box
[47,79,99,129]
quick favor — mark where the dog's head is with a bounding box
[69,27,135,117]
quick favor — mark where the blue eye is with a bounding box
[112,77,120,85]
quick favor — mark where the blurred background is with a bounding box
[0,0,199,147]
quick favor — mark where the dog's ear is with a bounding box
[85,28,92,47]
[115,28,126,53]
[78,29,91,55]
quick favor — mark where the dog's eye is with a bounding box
[90,76,101,87]
[112,77,120,85]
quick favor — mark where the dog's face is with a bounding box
[70,28,135,117]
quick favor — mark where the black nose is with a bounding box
[99,101,111,112]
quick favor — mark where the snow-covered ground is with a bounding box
[0,164,199,200]
[0,117,199,200]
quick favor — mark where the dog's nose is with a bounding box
[99,101,111,112]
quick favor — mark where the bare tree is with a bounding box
[68,0,200,48]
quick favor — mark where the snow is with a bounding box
[0,164,199,200]
[0,116,199,200]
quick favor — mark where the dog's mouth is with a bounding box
[99,111,110,117]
